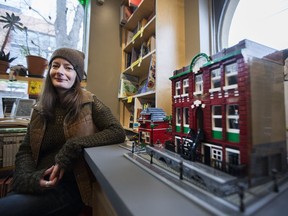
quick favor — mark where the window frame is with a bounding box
[223,62,238,90]
[194,74,203,95]
[182,78,189,97]
[212,105,222,132]
[175,81,181,97]
[210,68,221,91]
[226,104,239,133]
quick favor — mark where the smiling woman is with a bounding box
[0,47,126,216]
[48,48,84,93]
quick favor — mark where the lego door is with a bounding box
[196,107,203,130]
[204,145,211,166]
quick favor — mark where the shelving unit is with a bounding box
[0,74,42,195]
[119,0,185,131]
[123,16,156,54]
[0,74,44,98]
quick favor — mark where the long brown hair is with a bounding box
[37,70,83,122]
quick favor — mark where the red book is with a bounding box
[129,0,142,8]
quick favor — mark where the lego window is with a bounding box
[183,107,189,128]
[175,136,182,152]
[227,105,239,131]
[224,63,238,88]
[182,79,189,96]
[175,81,181,97]
[211,68,221,89]
[176,108,181,125]
[175,108,181,133]
[194,74,203,95]
[143,132,150,144]
[226,104,239,142]
[211,147,222,169]
[226,149,240,173]
[212,106,222,127]
[226,149,240,165]
[212,105,222,139]
[191,53,210,73]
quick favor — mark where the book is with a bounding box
[120,4,132,26]
[147,35,156,53]
[140,41,148,57]
[137,78,148,94]
[130,47,140,64]
[128,0,142,8]
[147,53,156,91]
[136,54,156,94]
[118,73,139,98]
[126,30,134,45]
[126,52,132,68]
[139,18,147,30]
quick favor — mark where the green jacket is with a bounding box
[13,90,126,206]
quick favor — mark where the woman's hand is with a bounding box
[39,164,65,189]
[50,164,65,182]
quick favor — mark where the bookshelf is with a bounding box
[119,0,185,131]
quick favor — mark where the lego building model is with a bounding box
[124,39,288,215]
[138,108,170,146]
[168,39,287,180]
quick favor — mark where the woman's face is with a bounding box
[49,58,77,92]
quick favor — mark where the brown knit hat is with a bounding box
[49,47,85,81]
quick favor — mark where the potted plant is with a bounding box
[0,51,17,74]
[23,27,48,77]
[0,12,24,74]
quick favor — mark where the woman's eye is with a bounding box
[65,66,74,71]
[52,64,59,69]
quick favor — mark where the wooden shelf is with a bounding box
[124,16,156,53]
[0,74,43,82]
[124,0,155,31]
[122,50,155,78]
[119,0,185,130]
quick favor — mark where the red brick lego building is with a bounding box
[169,39,287,179]
[138,107,170,145]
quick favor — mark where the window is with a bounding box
[175,81,181,96]
[226,149,240,173]
[229,0,288,50]
[211,147,222,169]
[141,131,150,144]
[194,74,203,95]
[182,78,189,96]
[226,149,240,165]
[212,105,222,129]
[175,136,182,153]
[175,108,181,132]
[0,0,85,67]
[212,105,222,139]
[183,107,189,127]
[211,68,221,89]
[176,108,181,125]
[214,0,288,51]
[226,104,239,142]
[225,63,238,87]
[227,104,239,131]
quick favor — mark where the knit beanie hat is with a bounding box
[49,47,85,81]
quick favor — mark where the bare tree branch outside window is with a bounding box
[0,0,85,66]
